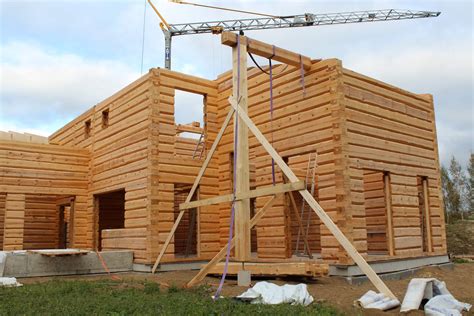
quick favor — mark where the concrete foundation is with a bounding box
[1,250,133,278]
[330,255,451,284]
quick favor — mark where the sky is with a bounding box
[0,0,472,167]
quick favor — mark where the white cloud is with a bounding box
[0,41,140,135]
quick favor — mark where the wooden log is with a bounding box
[221,32,312,70]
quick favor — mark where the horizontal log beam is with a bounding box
[179,181,305,210]
[176,124,203,134]
[221,32,312,70]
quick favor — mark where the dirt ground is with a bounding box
[20,263,474,315]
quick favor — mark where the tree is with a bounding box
[441,165,456,221]
[448,156,470,219]
[468,153,474,212]
[448,157,464,213]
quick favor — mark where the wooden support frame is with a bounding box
[221,32,312,70]
[153,34,396,300]
[228,96,397,299]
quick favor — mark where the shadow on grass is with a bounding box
[0,279,344,315]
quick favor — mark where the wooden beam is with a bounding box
[422,178,433,252]
[384,173,395,256]
[187,195,278,287]
[228,97,397,300]
[176,124,203,134]
[221,32,312,70]
[151,108,235,273]
[179,181,305,210]
[233,37,251,261]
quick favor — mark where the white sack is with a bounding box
[424,294,472,316]
[0,251,6,277]
[0,277,22,287]
[400,278,471,315]
[357,290,400,311]
[236,281,314,306]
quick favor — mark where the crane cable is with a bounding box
[140,0,148,74]
[170,0,278,18]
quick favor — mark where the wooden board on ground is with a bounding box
[207,261,329,277]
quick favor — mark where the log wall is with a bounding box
[49,74,153,262]
[0,141,89,250]
[341,65,447,259]
[148,69,219,264]
[23,195,59,249]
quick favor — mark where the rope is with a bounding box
[248,52,289,76]
[269,45,276,186]
[96,251,121,281]
[177,1,278,18]
[214,35,241,301]
[140,0,147,74]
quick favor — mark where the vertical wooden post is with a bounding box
[3,193,26,251]
[384,173,395,256]
[233,35,251,261]
[69,198,76,247]
[93,195,100,250]
[422,178,433,252]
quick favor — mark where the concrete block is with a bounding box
[238,270,251,287]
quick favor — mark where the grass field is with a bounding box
[0,279,343,315]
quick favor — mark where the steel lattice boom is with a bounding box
[168,9,440,36]
[156,8,440,69]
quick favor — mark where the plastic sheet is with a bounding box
[236,281,314,306]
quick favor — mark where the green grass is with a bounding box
[0,279,343,315]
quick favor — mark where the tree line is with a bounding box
[441,153,473,222]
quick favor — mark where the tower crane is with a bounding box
[147,1,440,69]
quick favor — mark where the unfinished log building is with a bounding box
[0,57,446,267]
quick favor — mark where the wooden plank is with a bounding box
[187,195,278,287]
[179,181,305,210]
[229,97,397,300]
[221,32,312,70]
